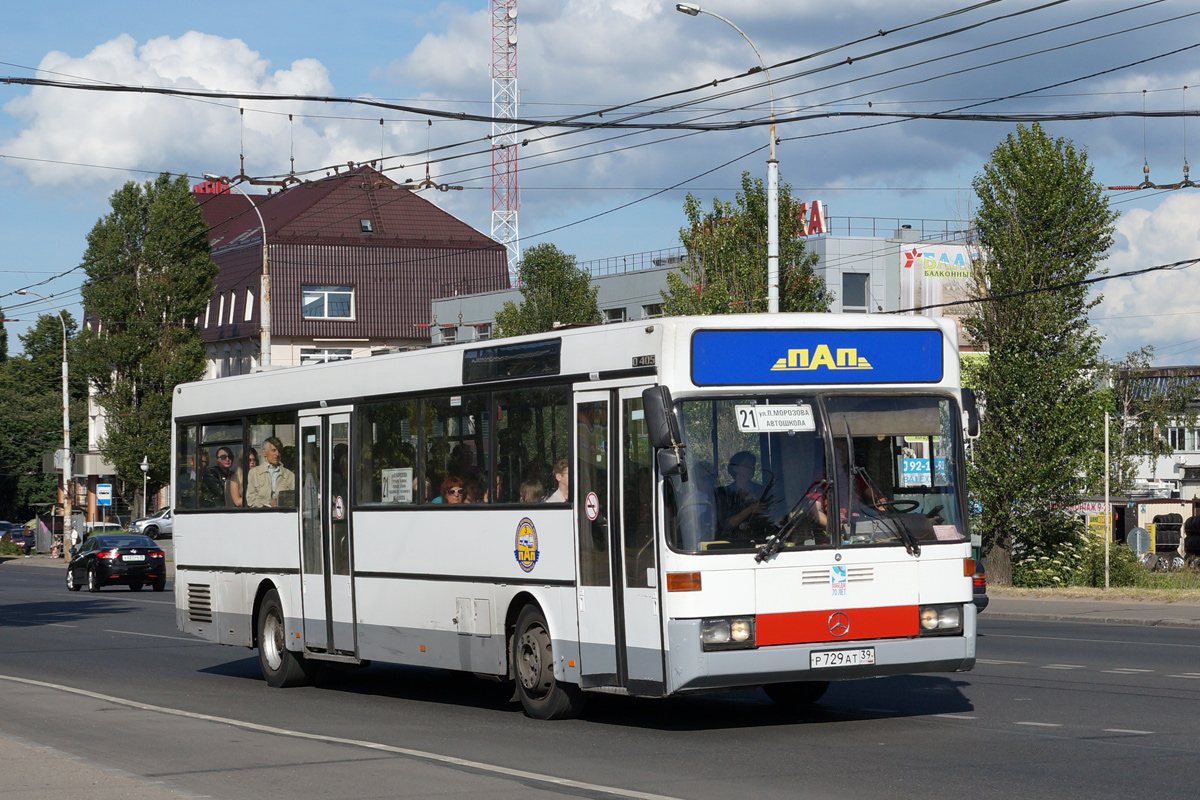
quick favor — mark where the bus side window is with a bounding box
[175,424,199,510]
[493,386,570,505]
[357,398,418,505]
[423,393,489,504]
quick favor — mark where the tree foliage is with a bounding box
[494,243,601,337]
[965,123,1118,585]
[1100,346,1198,494]
[0,315,86,520]
[663,172,830,315]
[76,173,217,501]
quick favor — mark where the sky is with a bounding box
[2,0,1199,363]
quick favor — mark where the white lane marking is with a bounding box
[936,714,977,720]
[1015,722,1062,727]
[1102,669,1155,674]
[978,659,1027,665]
[104,629,199,643]
[1042,664,1085,670]
[1167,673,1200,679]
[0,674,685,800]
[1104,729,1154,735]
[47,623,78,628]
[985,633,1200,650]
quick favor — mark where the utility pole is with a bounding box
[16,289,72,561]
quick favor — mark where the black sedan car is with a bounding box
[66,534,166,593]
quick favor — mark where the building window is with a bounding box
[244,288,254,321]
[642,303,663,319]
[440,326,457,345]
[360,219,373,233]
[842,273,870,313]
[217,293,226,325]
[475,323,492,341]
[302,286,354,319]
[299,348,353,366]
[604,307,627,324]
[227,290,236,325]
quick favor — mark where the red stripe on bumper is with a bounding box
[757,605,918,646]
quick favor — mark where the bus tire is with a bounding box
[257,589,313,688]
[764,680,829,707]
[512,604,586,720]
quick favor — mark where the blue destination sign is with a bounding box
[691,328,944,386]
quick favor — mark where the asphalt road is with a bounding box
[2,562,1198,800]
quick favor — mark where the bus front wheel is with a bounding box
[257,589,313,688]
[513,605,586,720]
[764,680,829,707]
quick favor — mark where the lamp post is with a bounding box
[676,2,779,313]
[204,174,271,368]
[140,456,150,519]
[16,288,72,560]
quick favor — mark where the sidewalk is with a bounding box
[0,732,196,799]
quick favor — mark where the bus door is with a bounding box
[617,386,665,694]
[574,388,665,693]
[298,410,357,657]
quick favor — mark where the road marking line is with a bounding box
[1042,664,1085,670]
[104,629,199,643]
[1167,673,1200,679]
[1102,669,1154,674]
[0,673,685,800]
[1104,729,1154,735]
[1015,722,1062,727]
[935,714,977,720]
[977,659,1027,665]
[47,623,77,628]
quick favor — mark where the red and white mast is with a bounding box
[491,0,520,284]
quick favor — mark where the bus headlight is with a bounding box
[918,604,963,636]
[701,617,756,650]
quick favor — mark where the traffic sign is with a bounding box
[97,484,113,507]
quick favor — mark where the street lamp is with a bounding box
[140,456,150,519]
[676,3,780,313]
[15,288,72,560]
[204,174,272,369]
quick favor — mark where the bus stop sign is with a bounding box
[97,484,112,507]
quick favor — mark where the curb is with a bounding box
[985,611,1200,629]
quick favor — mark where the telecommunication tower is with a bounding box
[491,0,520,283]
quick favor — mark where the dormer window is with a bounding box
[360,219,373,233]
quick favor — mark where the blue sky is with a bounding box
[2,0,1199,362]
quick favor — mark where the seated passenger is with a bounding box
[245,437,296,508]
[715,451,769,535]
[437,475,467,504]
[520,478,545,503]
[545,458,569,503]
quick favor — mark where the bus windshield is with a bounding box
[664,394,968,554]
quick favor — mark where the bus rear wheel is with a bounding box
[764,680,830,707]
[257,589,313,688]
[513,604,586,720]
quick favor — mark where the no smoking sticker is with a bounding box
[585,492,600,521]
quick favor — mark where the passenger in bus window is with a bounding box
[202,446,239,507]
[520,478,544,503]
[246,437,296,507]
[436,475,467,504]
[545,458,569,503]
[228,447,256,508]
[464,472,483,504]
[715,451,770,535]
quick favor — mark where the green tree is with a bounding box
[76,173,218,507]
[966,123,1118,585]
[663,172,829,315]
[1100,347,1198,494]
[494,243,601,337]
[0,314,86,520]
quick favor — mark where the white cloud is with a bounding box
[0,32,404,188]
[1095,193,1200,362]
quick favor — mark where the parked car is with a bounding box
[66,534,166,592]
[2,524,35,555]
[83,521,125,536]
[973,561,989,613]
[129,507,173,539]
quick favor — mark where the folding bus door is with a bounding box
[574,390,617,686]
[617,386,665,695]
[298,410,357,657]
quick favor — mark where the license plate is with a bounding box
[123,554,145,562]
[810,647,875,669]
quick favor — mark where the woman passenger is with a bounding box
[438,475,467,504]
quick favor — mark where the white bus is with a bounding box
[173,314,977,719]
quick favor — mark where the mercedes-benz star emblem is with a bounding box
[828,611,850,637]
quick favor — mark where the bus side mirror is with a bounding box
[642,386,687,479]
[962,388,980,438]
[642,385,681,449]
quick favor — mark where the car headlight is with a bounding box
[700,617,756,651]
[918,604,963,636]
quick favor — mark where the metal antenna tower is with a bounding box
[491,0,520,283]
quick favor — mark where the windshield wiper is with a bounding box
[755,479,824,563]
